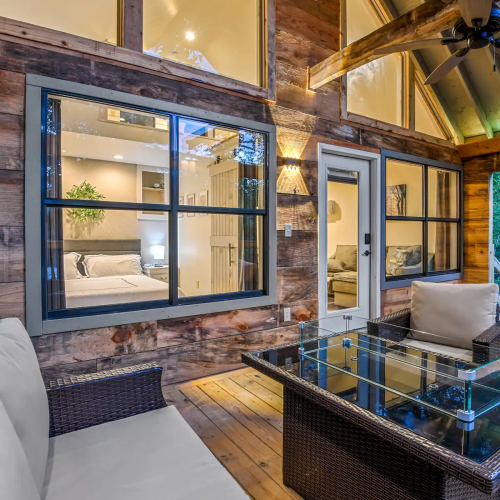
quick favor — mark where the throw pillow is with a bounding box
[387,248,412,276]
[334,245,357,272]
[327,259,345,273]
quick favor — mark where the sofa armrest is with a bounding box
[473,323,500,365]
[368,309,411,342]
[46,362,167,437]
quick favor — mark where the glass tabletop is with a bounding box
[298,315,500,423]
[253,339,500,464]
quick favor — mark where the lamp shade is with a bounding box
[152,245,165,260]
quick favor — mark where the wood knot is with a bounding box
[235,322,249,332]
[111,327,132,344]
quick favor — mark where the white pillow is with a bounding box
[83,254,142,278]
[0,399,40,500]
[63,252,83,280]
[0,318,49,495]
[410,281,499,349]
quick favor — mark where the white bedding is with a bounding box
[65,275,185,308]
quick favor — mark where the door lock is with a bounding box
[362,250,371,257]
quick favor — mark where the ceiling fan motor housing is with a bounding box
[453,8,500,50]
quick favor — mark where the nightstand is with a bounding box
[143,265,169,283]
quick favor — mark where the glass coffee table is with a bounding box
[242,315,500,500]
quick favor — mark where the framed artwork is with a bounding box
[178,196,184,218]
[199,190,208,216]
[386,184,407,216]
[186,193,195,217]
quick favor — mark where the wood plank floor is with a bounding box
[163,367,302,500]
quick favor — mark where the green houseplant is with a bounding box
[66,180,106,222]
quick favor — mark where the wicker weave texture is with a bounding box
[47,363,167,437]
[283,387,500,500]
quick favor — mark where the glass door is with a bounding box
[320,153,371,320]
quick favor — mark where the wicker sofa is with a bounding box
[0,318,248,500]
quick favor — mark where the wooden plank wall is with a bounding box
[0,0,462,385]
[463,152,500,283]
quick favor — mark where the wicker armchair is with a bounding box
[368,307,500,365]
[46,362,167,437]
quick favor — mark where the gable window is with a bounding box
[143,0,264,86]
[25,76,276,335]
[343,0,450,141]
[382,151,462,289]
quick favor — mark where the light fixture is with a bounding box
[152,245,165,266]
[185,157,191,160]
[185,31,195,41]
[113,155,124,159]
[62,149,66,153]
[277,157,309,196]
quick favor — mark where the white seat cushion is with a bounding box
[400,338,473,362]
[43,406,248,500]
[0,399,40,500]
[410,282,499,349]
[0,318,49,494]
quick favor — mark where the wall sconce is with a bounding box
[277,157,310,196]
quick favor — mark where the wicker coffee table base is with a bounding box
[283,387,499,500]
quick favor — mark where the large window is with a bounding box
[0,0,118,44]
[383,152,462,287]
[143,0,264,86]
[36,88,274,327]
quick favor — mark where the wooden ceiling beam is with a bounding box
[309,0,461,90]
[457,136,500,158]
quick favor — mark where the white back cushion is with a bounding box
[0,318,49,494]
[0,399,40,500]
[410,282,499,349]
[83,254,142,278]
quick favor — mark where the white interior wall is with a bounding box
[327,182,358,259]
[415,87,446,140]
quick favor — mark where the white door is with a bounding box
[319,152,371,321]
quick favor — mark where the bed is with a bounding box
[63,239,185,308]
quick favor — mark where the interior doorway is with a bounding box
[318,144,381,320]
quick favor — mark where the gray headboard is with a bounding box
[64,240,142,273]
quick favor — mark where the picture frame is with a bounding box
[199,190,208,216]
[186,193,195,217]
[386,184,407,216]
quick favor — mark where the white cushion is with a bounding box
[410,281,499,349]
[400,338,473,362]
[83,254,142,278]
[0,399,40,500]
[0,318,49,495]
[43,406,248,500]
[63,252,83,279]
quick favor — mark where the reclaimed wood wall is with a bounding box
[463,152,500,284]
[0,0,462,385]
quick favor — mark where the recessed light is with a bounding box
[185,31,195,41]
[185,157,191,160]
[113,155,124,159]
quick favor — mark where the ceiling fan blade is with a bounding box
[424,48,470,85]
[374,38,459,55]
[458,0,492,27]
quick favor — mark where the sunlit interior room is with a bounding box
[3,0,500,499]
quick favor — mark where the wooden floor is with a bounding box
[163,367,302,500]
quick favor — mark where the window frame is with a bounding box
[25,74,277,336]
[381,150,463,290]
[0,0,276,101]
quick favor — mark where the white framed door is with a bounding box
[318,144,381,322]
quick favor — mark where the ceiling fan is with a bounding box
[374,0,500,85]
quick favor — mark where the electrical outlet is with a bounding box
[285,223,292,237]
[196,280,200,289]
[284,307,291,322]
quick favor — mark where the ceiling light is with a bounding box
[185,31,195,41]
[113,155,124,159]
[185,157,191,160]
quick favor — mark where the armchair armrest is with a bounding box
[46,362,167,437]
[368,308,411,342]
[473,323,500,365]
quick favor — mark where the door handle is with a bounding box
[362,250,371,257]
[228,243,235,266]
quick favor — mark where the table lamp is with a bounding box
[152,245,165,267]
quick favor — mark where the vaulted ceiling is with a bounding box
[389,0,500,142]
